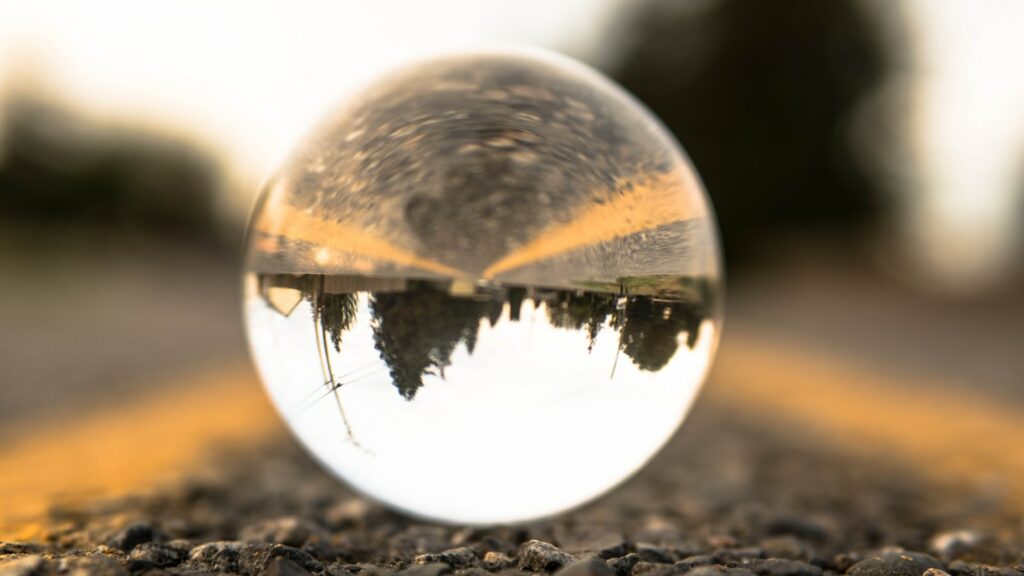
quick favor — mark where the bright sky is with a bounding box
[900,0,1024,292]
[0,0,625,214]
[1,0,1022,290]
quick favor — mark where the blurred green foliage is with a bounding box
[0,96,224,245]
[614,0,888,263]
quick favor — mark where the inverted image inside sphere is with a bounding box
[244,49,722,525]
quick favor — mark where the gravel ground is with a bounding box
[3,402,1023,576]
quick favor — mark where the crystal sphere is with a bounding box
[243,48,722,524]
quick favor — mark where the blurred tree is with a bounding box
[0,96,224,245]
[613,0,887,264]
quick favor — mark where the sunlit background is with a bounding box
[2,0,1023,535]
[3,0,1023,292]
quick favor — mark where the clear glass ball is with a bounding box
[243,48,722,524]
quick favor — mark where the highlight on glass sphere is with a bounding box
[243,48,722,525]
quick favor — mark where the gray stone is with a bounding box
[608,554,640,576]
[0,555,46,576]
[415,547,477,568]
[636,545,675,565]
[686,568,727,576]
[555,559,617,576]
[240,517,325,547]
[688,569,755,576]
[833,554,865,574]
[59,554,128,576]
[748,559,821,576]
[348,563,396,576]
[262,557,313,576]
[483,552,515,571]
[766,518,830,544]
[597,544,631,561]
[106,522,156,552]
[947,562,1022,576]
[712,549,764,564]
[325,500,371,528]
[129,542,187,568]
[760,538,816,563]
[632,561,682,576]
[398,563,453,576]
[454,568,493,576]
[519,541,574,573]
[675,556,715,572]
[325,563,357,576]
[188,541,244,573]
[494,570,534,576]
[239,544,323,574]
[930,533,983,564]
[847,552,944,576]
[0,543,43,556]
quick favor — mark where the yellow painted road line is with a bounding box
[708,331,1024,506]
[257,204,464,278]
[2,331,1023,540]
[483,169,706,279]
[0,364,280,541]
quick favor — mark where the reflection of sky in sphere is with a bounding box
[246,288,715,524]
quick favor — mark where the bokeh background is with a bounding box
[1,0,1023,535]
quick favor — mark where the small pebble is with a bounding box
[608,554,640,576]
[632,561,681,576]
[189,541,244,573]
[930,532,983,564]
[765,518,830,544]
[555,559,617,576]
[947,561,1023,576]
[760,537,816,562]
[106,521,156,552]
[847,552,944,576]
[713,548,764,563]
[129,542,187,568]
[415,547,477,568]
[520,541,575,572]
[689,567,755,576]
[326,563,357,576]
[240,517,324,547]
[747,558,821,576]
[325,500,372,527]
[59,554,128,576]
[397,563,452,576]
[0,543,42,555]
[248,544,323,574]
[636,544,675,564]
[0,555,47,576]
[484,552,516,571]
[263,557,312,576]
[675,555,715,572]
[390,527,451,559]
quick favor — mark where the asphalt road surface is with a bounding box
[1,244,1022,576]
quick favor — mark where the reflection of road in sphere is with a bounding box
[244,48,723,524]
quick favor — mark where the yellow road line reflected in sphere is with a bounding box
[243,47,723,525]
